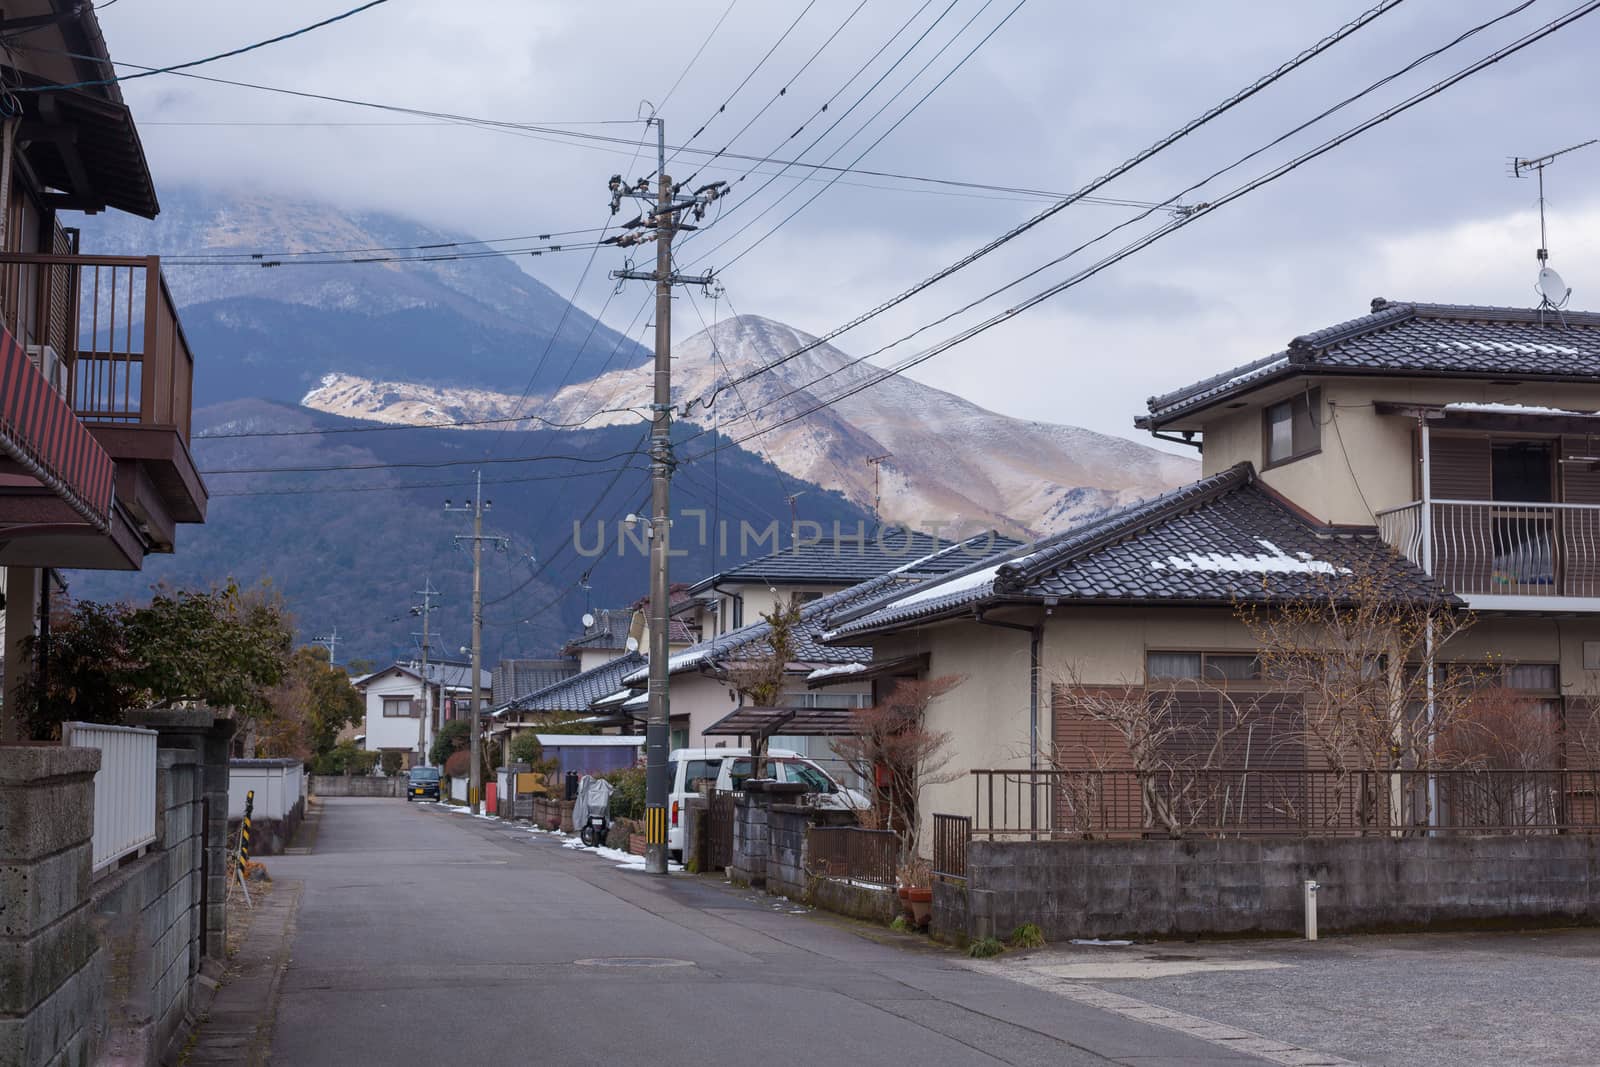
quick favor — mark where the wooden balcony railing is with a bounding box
[0,253,194,442]
[1377,499,1600,600]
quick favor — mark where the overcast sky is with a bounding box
[101,0,1600,447]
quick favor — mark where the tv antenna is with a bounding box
[1511,139,1596,321]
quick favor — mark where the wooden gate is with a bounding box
[706,789,739,870]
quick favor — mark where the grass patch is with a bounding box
[967,936,1005,959]
[890,915,910,933]
[1009,923,1045,949]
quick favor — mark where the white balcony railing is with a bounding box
[63,721,158,873]
[1376,499,1600,600]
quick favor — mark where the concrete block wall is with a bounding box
[0,746,105,1067]
[765,805,809,899]
[308,774,403,798]
[92,751,204,1063]
[947,835,1600,943]
[730,793,771,888]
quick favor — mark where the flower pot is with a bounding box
[897,885,914,920]
[907,886,932,928]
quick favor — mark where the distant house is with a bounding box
[614,533,1019,773]
[492,657,579,707]
[561,589,699,671]
[355,660,493,768]
[487,651,646,760]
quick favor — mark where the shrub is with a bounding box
[1009,923,1045,950]
[509,732,544,765]
[380,751,404,777]
[311,740,377,776]
[430,720,470,766]
[967,937,1005,959]
[890,915,910,933]
[604,766,647,820]
[443,750,471,779]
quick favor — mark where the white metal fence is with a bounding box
[63,721,158,873]
[1376,499,1600,598]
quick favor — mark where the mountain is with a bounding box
[80,186,649,406]
[305,315,1198,536]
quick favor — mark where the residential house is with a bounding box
[819,299,1600,845]
[622,533,1020,776]
[486,650,645,759]
[356,660,492,768]
[561,587,699,672]
[0,4,205,721]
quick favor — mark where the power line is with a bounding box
[13,0,396,92]
[678,0,1600,467]
[201,447,647,476]
[679,0,1409,418]
[193,403,650,440]
[207,463,647,498]
[656,0,741,115]
[163,240,606,268]
[169,225,608,260]
[686,0,1029,270]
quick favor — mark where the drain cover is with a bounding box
[574,957,694,968]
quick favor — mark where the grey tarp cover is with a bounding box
[571,775,613,829]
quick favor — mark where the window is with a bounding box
[1147,652,1261,682]
[381,696,416,717]
[784,761,836,794]
[1263,389,1320,467]
[1492,440,1554,503]
[683,758,722,792]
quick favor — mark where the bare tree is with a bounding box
[831,675,964,872]
[724,596,803,781]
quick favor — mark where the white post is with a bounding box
[1419,419,1434,574]
[1303,880,1321,941]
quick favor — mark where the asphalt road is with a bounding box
[262,798,1276,1066]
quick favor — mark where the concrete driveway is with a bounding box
[259,798,1283,1066]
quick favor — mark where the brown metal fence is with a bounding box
[705,789,739,870]
[932,813,970,883]
[806,826,898,887]
[971,767,1600,839]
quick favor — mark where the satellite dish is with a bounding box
[1538,266,1571,306]
[625,636,640,652]
[581,612,595,629]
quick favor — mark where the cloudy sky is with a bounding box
[101,0,1600,446]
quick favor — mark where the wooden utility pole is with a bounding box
[604,119,727,874]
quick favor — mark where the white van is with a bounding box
[667,746,869,858]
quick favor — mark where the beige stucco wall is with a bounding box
[1196,378,1600,526]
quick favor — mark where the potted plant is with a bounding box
[902,858,934,928]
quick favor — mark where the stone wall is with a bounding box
[941,835,1600,943]
[0,746,105,1067]
[308,774,404,798]
[766,805,857,901]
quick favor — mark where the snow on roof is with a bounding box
[886,561,1006,610]
[805,662,867,682]
[1149,539,1350,576]
[1443,401,1593,417]
[535,734,644,747]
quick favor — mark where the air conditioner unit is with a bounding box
[25,345,67,399]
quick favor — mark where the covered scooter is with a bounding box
[572,774,614,847]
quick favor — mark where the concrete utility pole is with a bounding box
[411,578,440,767]
[446,472,507,815]
[313,626,340,665]
[867,454,892,530]
[604,118,727,875]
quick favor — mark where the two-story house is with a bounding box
[356,660,492,768]
[0,3,204,725]
[820,299,1600,844]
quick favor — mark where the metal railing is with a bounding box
[63,721,158,873]
[806,825,898,888]
[971,767,1600,839]
[932,813,970,882]
[0,253,194,441]
[1376,499,1600,599]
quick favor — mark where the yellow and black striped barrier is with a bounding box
[645,804,667,845]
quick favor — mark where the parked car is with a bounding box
[406,766,441,802]
[666,747,869,858]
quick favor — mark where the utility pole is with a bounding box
[410,578,440,767]
[312,626,339,664]
[604,119,728,875]
[446,472,508,815]
[867,454,892,529]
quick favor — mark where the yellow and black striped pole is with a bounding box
[646,805,667,850]
[240,789,254,867]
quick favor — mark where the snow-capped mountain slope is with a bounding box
[303,314,1196,535]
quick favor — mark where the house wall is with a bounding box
[578,648,626,673]
[1198,378,1600,525]
[361,672,430,760]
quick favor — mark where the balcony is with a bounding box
[0,252,203,568]
[1377,499,1600,609]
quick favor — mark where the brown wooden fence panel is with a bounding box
[705,789,738,870]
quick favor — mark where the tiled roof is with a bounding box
[627,533,1021,686]
[492,658,579,704]
[360,660,492,692]
[495,652,645,715]
[688,530,997,591]
[1141,300,1600,427]
[824,465,1447,639]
